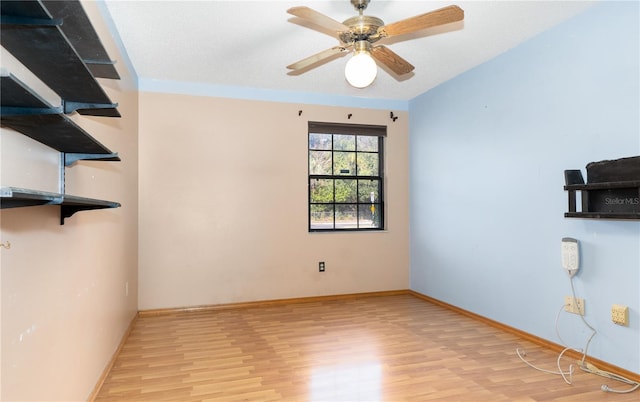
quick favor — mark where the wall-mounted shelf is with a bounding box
[0,0,122,224]
[0,0,120,117]
[1,74,120,155]
[0,187,121,224]
[0,187,60,209]
[564,157,640,220]
[43,1,120,80]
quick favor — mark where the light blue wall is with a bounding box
[409,1,639,374]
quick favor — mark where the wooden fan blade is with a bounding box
[380,5,464,38]
[287,46,349,71]
[371,46,414,75]
[287,6,350,34]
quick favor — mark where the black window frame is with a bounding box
[308,121,386,232]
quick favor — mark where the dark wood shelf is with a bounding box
[564,212,640,220]
[0,0,120,117]
[564,180,640,191]
[0,187,60,208]
[1,74,120,155]
[1,187,120,224]
[0,0,122,224]
[564,167,640,220]
[44,0,120,80]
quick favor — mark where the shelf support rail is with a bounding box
[59,153,66,196]
[63,100,119,115]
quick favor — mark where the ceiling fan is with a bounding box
[286,0,464,88]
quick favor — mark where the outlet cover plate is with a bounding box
[564,296,585,316]
[611,304,629,326]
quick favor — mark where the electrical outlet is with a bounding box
[125,281,129,296]
[564,296,585,315]
[611,304,629,326]
[319,261,325,272]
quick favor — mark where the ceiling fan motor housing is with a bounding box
[340,15,384,44]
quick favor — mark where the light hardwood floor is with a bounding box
[95,293,639,401]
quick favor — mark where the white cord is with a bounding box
[516,348,574,379]
[558,346,588,385]
[580,361,640,394]
[567,278,640,394]
[516,305,577,383]
[517,266,639,393]
[554,304,569,347]
[568,277,596,366]
[601,383,640,394]
[515,275,591,386]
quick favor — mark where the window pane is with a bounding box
[358,180,380,203]
[335,179,357,203]
[334,151,355,176]
[309,150,332,175]
[310,179,334,203]
[335,204,357,229]
[357,136,378,152]
[357,152,379,176]
[309,133,332,150]
[359,204,382,229]
[308,127,384,232]
[310,204,334,229]
[334,135,356,151]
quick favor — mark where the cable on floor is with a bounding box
[566,277,638,393]
[517,275,639,393]
[516,347,574,383]
[516,275,595,385]
[580,361,640,394]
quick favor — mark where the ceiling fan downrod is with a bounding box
[351,0,370,14]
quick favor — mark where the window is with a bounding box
[308,122,385,231]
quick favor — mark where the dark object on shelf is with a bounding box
[564,156,640,220]
[586,156,640,183]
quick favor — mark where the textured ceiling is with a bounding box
[103,1,596,101]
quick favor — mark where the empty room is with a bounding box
[0,0,638,401]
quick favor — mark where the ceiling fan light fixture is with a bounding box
[287,4,464,88]
[345,43,377,89]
